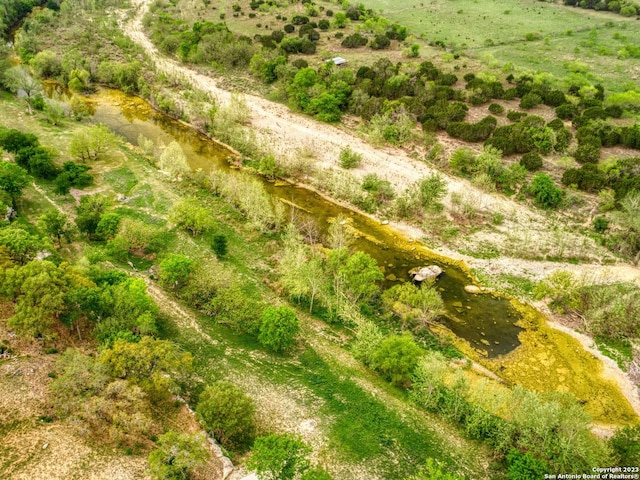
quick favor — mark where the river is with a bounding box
[90,88,524,359]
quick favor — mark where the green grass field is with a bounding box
[357,0,640,92]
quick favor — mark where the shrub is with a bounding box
[488,103,504,115]
[339,146,362,168]
[284,24,295,33]
[449,148,476,175]
[196,382,256,450]
[291,15,309,25]
[593,216,609,233]
[574,142,601,164]
[258,306,300,353]
[370,334,422,387]
[341,33,367,48]
[519,152,543,171]
[519,92,542,109]
[247,434,311,480]
[507,110,527,122]
[530,173,564,208]
[369,34,390,50]
[556,103,577,120]
[506,450,549,480]
[318,19,330,30]
[211,234,228,258]
[271,30,285,42]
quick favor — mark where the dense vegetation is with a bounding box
[1,0,640,478]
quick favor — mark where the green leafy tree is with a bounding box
[170,199,215,236]
[54,161,93,194]
[0,161,30,206]
[95,212,121,240]
[0,226,46,265]
[196,381,256,450]
[108,218,160,257]
[3,66,41,114]
[75,195,109,238]
[338,251,384,305]
[3,260,86,338]
[247,433,312,480]
[158,141,190,180]
[258,305,300,353]
[38,209,73,246]
[159,254,193,289]
[371,334,422,386]
[382,282,445,331]
[69,124,119,162]
[100,337,193,403]
[148,431,208,480]
[211,234,228,258]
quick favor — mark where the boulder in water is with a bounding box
[409,265,443,282]
[464,285,482,294]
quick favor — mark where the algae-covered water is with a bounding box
[88,89,636,423]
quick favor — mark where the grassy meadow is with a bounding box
[357,0,640,92]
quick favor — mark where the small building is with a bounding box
[328,57,348,67]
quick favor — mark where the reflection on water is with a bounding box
[91,89,523,358]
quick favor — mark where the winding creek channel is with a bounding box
[78,88,639,425]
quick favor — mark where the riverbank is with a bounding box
[111,0,640,425]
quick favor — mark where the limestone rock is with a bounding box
[409,265,443,282]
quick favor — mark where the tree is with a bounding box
[371,334,422,386]
[44,99,66,125]
[159,254,193,289]
[338,251,384,305]
[196,381,256,450]
[211,234,228,258]
[530,174,564,209]
[170,199,214,236]
[75,194,109,238]
[258,306,300,353]
[0,161,30,206]
[54,161,93,194]
[95,212,121,240]
[38,209,72,246]
[158,141,190,180]
[382,282,445,331]
[31,50,61,79]
[16,146,59,179]
[108,218,159,257]
[3,66,41,114]
[247,433,312,480]
[0,226,46,265]
[3,261,85,338]
[100,337,193,403]
[69,124,119,162]
[148,431,208,480]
